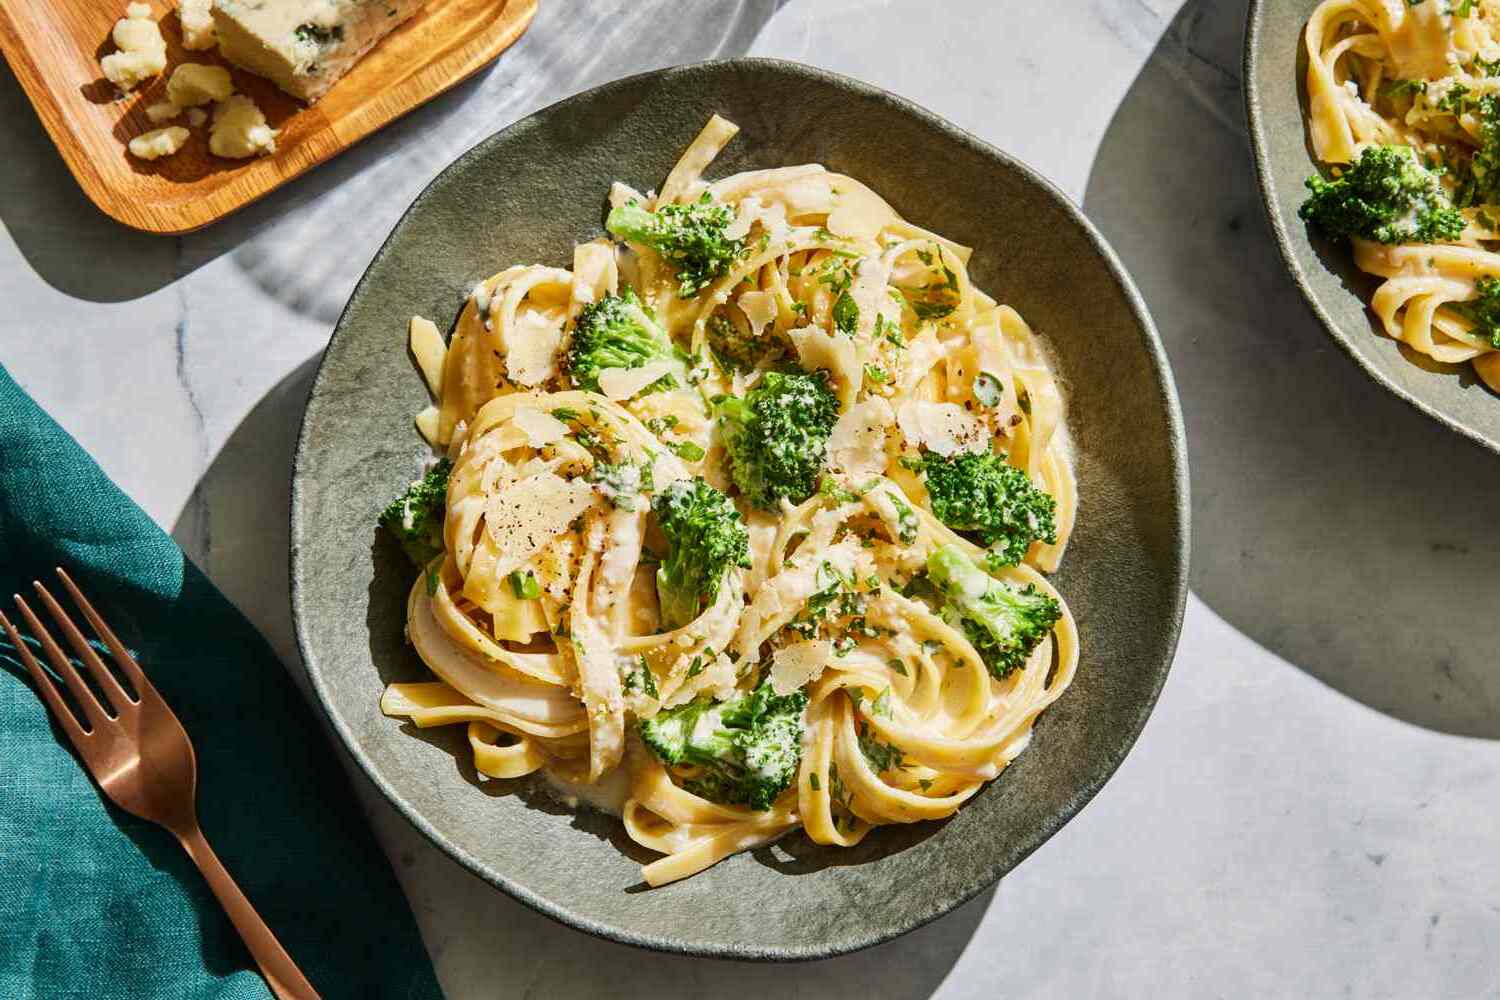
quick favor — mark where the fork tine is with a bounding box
[13,595,113,727]
[33,581,137,712]
[55,568,150,695]
[0,608,91,744]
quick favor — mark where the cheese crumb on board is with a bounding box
[128,126,190,160]
[209,94,277,158]
[179,0,217,49]
[167,63,234,107]
[212,0,427,103]
[145,101,182,123]
[100,5,167,91]
[186,107,208,126]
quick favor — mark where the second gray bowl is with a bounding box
[1246,0,1500,454]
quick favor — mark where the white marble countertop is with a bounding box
[6,0,1500,995]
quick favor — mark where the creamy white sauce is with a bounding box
[542,762,632,818]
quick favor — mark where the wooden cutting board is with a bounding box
[0,0,537,234]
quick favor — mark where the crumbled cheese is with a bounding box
[896,400,988,457]
[101,5,167,91]
[597,361,675,401]
[510,408,569,448]
[737,289,776,336]
[178,0,216,49]
[167,63,234,107]
[827,397,893,480]
[484,472,597,577]
[208,94,277,158]
[127,125,189,160]
[769,640,831,696]
[212,0,426,102]
[186,107,208,127]
[145,101,181,123]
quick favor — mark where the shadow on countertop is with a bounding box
[1083,0,1500,738]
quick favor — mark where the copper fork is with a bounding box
[1,569,320,1000]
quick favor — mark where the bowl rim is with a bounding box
[289,55,1191,960]
[1243,0,1500,457]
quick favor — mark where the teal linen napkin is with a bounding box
[0,367,442,1000]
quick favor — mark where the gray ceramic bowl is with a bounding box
[290,58,1189,959]
[1246,0,1500,454]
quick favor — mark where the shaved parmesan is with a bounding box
[737,289,776,336]
[409,316,446,398]
[828,398,893,480]
[899,329,953,393]
[826,190,887,242]
[597,361,675,401]
[778,178,835,217]
[610,181,646,210]
[650,452,692,492]
[724,195,790,242]
[897,401,989,457]
[846,256,893,340]
[484,473,597,578]
[505,309,564,387]
[789,324,860,407]
[511,408,569,447]
[770,640,831,695]
[723,199,756,240]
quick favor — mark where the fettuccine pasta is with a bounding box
[1302,0,1500,390]
[379,116,1081,887]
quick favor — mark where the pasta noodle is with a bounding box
[379,116,1081,886]
[1302,0,1500,391]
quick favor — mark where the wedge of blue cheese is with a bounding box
[211,0,425,102]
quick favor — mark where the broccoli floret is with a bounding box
[1448,93,1500,208]
[1299,145,1465,244]
[638,680,808,810]
[606,194,746,298]
[1450,275,1500,347]
[919,451,1057,569]
[378,458,452,566]
[652,478,751,629]
[565,288,686,394]
[706,313,784,373]
[926,544,1060,679]
[718,370,840,510]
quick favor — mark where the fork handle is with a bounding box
[176,825,322,1000]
